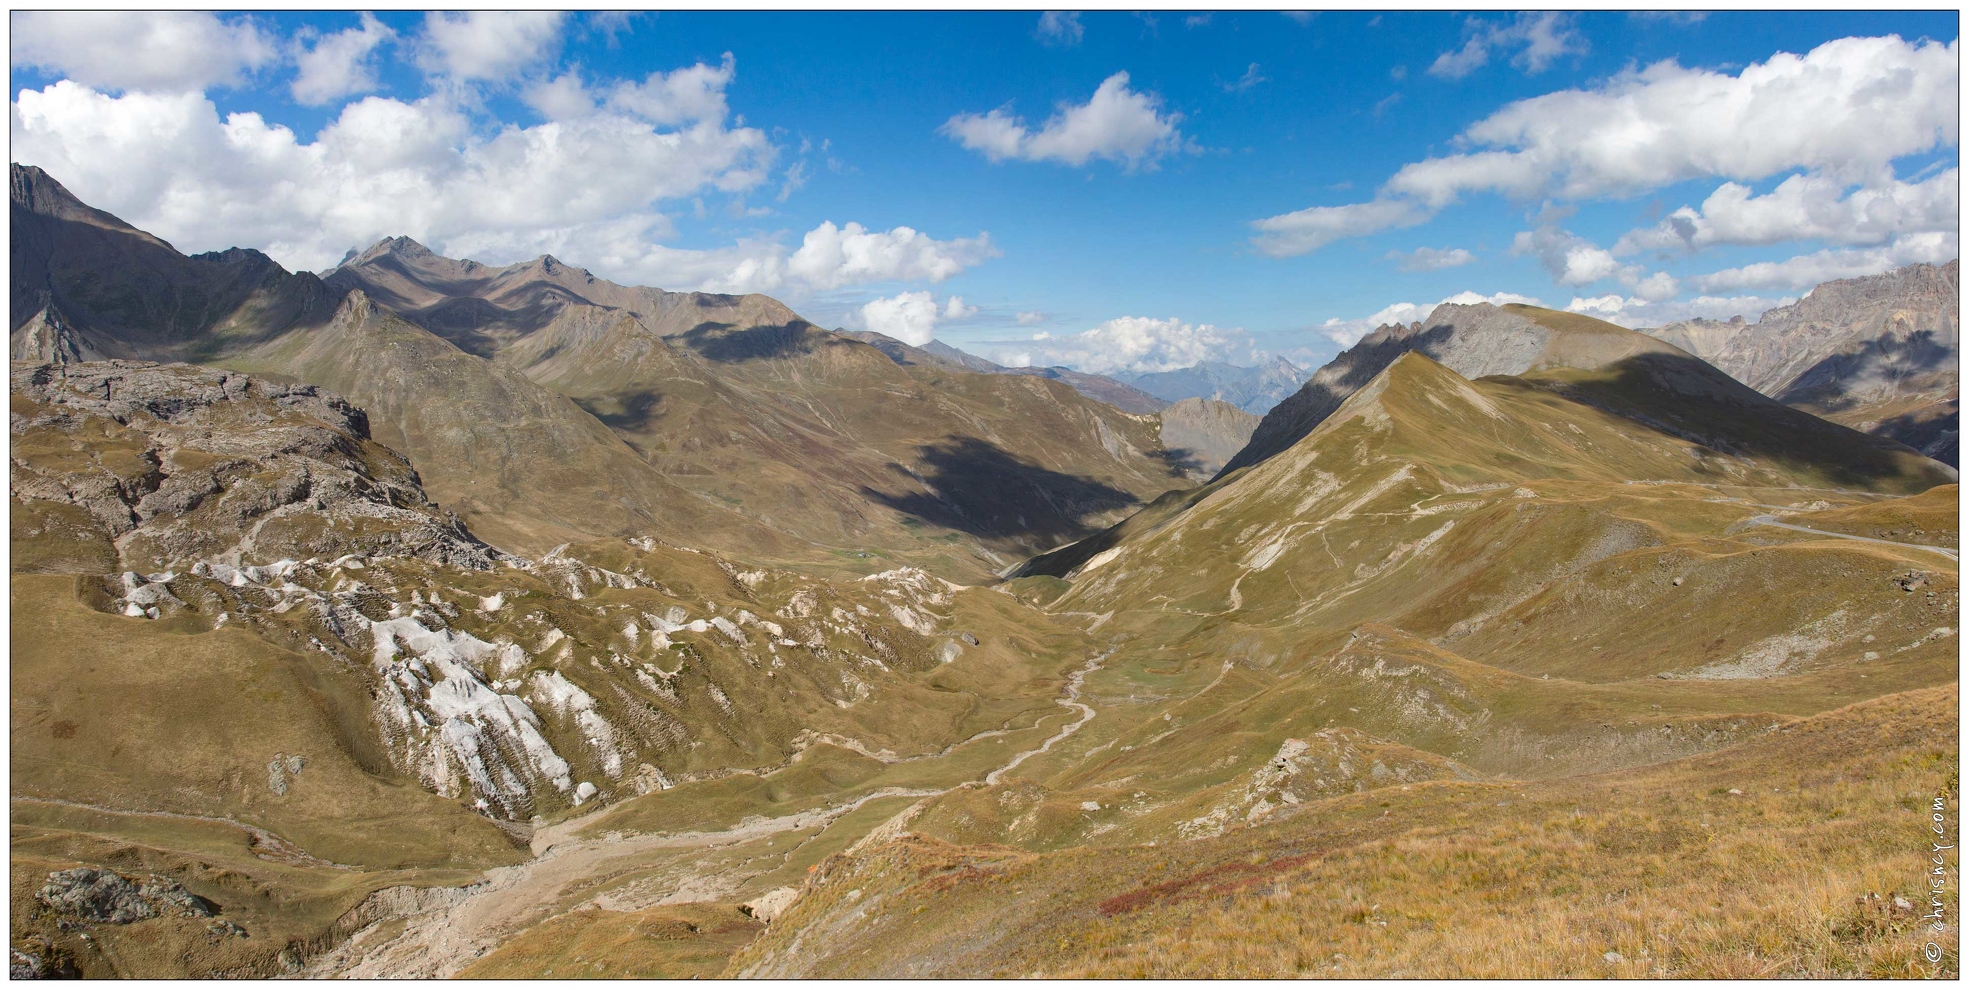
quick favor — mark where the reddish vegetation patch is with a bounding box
[1098,851,1321,917]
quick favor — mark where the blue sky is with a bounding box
[10,10,1959,372]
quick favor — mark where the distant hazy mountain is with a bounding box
[1643,260,1958,464]
[1118,357,1307,414]
[1156,397,1259,477]
[843,330,1169,415]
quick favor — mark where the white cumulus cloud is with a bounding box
[1566,293,1796,328]
[11,79,769,275]
[1254,35,1958,257]
[1511,223,1622,286]
[291,13,396,106]
[1036,11,1084,47]
[12,11,276,93]
[524,71,596,120]
[414,11,567,85]
[1251,198,1431,258]
[607,52,736,125]
[1613,168,1958,255]
[786,222,996,290]
[1691,232,1959,293]
[1397,34,1957,204]
[1428,12,1587,80]
[859,291,979,346]
[942,72,1187,170]
[978,316,1255,375]
[1015,310,1048,326]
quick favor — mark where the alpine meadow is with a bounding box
[6,9,1960,980]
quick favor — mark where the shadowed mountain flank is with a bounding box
[1644,260,1959,464]
[679,321,825,363]
[862,436,1143,546]
[1519,349,1953,492]
[1024,343,1951,581]
[10,165,339,360]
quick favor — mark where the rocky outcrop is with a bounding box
[10,360,497,572]
[37,868,216,924]
[1644,260,1959,464]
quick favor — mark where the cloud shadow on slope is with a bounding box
[573,389,666,433]
[678,321,819,363]
[1533,351,1954,492]
[1775,328,1957,414]
[1147,445,1208,478]
[861,435,1144,546]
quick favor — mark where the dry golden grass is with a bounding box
[456,902,761,979]
[729,685,1959,979]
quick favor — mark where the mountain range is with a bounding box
[1117,356,1308,414]
[11,164,1200,582]
[1643,260,1959,465]
[8,160,1957,979]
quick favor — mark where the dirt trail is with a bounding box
[1748,514,1959,562]
[303,652,1111,978]
[13,796,356,870]
[985,651,1107,786]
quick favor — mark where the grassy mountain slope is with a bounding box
[326,241,1187,577]
[225,291,794,558]
[730,345,1955,972]
[731,684,1956,978]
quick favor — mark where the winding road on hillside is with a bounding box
[303,651,1111,978]
[1747,514,1959,562]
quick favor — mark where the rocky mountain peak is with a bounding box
[1220,303,1705,477]
[356,235,439,263]
[10,162,63,211]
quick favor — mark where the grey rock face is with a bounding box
[35,868,218,924]
[268,752,307,795]
[1650,261,1958,399]
[10,360,497,572]
[10,949,46,979]
[1644,260,1959,463]
[1158,397,1261,478]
